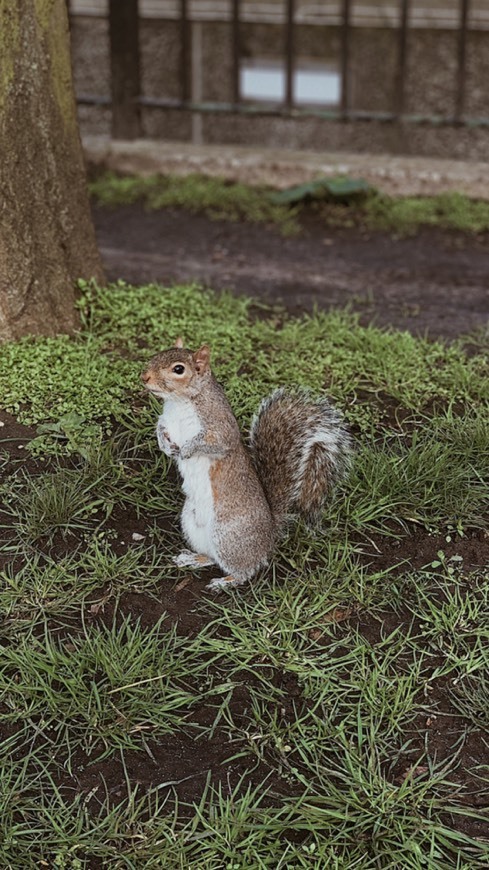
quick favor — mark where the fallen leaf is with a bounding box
[175,577,192,592]
[323,606,354,623]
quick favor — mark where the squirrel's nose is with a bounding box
[141,371,151,384]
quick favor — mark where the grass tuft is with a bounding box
[364,190,489,235]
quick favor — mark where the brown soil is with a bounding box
[1,207,488,861]
[92,202,489,339]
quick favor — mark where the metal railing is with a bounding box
[73,0,488,140]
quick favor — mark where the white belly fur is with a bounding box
[158,399,217,559]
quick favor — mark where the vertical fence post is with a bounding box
[340,0,351,118]
[108,0,141,139]
[455,0,470,121]
[191,21,203,143]
[232,0,241,107]
[180,0,190,104]
[285,0,295,110]
[394,0,410,118]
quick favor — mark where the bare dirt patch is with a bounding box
[92,202,489,339]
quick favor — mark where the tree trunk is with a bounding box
[0,0,105,341]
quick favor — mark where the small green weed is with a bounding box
[0,331,135,429]
[27,412,101,457]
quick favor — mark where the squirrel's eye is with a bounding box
[172,365,185,375]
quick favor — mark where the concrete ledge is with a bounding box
[83,136,489,200]
[71,1,489,30]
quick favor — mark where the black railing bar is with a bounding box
[285,0,295,109]
[180,0,190,104]
[132,96,489,127]
[108,0,142,140]
[232,0,241,107]
[395,0,410,118]
[77,94,112,106]
[75,93,489,128]
[455,0,470,121]
[340,0,351,117]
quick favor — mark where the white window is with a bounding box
[240,59,341,106]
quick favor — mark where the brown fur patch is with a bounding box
[209,459,224,503]
[195,554,212,566]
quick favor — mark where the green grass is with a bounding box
[89,171,489,237]
[89,171,301,235]
[0,283,488,867]
[0,280,486,440]
[364,190,489,235]
[0,615,206,755]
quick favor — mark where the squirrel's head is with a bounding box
[141,338,211,399]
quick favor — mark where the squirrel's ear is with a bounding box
[193,345,210,374]
[174,336,184,348]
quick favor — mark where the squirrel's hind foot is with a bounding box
[174,550,215,569]
[206,575,247,593]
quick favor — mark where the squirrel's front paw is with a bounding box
[156,426,180,457]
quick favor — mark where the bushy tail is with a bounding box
[249,389,352,528]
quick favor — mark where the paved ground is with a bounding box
[84,137,489,200]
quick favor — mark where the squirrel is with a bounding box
[141,338,352,592]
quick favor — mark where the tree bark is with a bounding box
[0,0,105,341]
